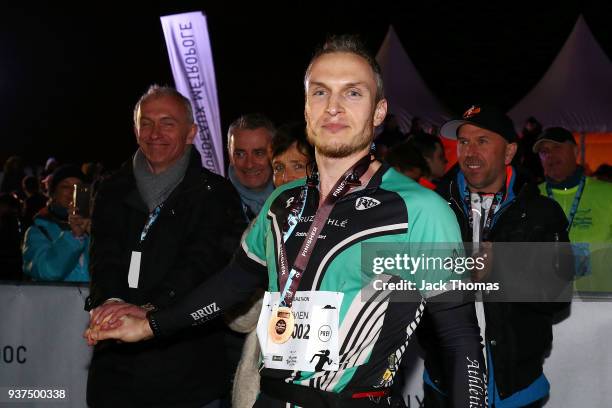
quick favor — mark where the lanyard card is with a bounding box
[128,251,141,288]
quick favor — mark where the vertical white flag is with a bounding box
[160,12,225,176]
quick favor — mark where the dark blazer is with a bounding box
[86,148,246,408]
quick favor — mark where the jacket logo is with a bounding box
[286,196,295,208]
[355,197,381,211]
[190,302,220,321]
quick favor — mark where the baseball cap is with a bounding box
[440,104,518,143]
[532,127,576,153]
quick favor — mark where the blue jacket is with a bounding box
[22,207,89,282]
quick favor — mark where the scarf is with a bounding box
[133,145,191,211]
[228,165,274,220]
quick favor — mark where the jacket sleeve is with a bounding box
[149,250,268,337]
[22,223,87,281]
[525,197,573,314]
[426,299,487,408]
[150,183,271,336]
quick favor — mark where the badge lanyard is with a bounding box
[546,175,586,233]
[140,203,163,243]
[464,189,504,242]
[277,155,372,309]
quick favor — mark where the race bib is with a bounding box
[257,291,343,372]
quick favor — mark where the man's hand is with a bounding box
[86,315,154,344]
[90,301,147,331]
[84,301,150,345]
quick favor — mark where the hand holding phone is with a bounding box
[72,184,91,218]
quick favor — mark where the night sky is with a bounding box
[1,1,610,170]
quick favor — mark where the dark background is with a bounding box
[1,1,610,170]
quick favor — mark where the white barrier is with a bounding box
[0,284,91,407]
[1,284,610,407]
[544,298,612,407]
[398,298,612,407]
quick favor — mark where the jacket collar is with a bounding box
[34,205,71,230]
[456,166,518,213]
[450,166,541,216]
[545,166,584,189]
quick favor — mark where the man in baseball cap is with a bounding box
[532,127,577,183]
[440,104,518,143]
[440,104,518,193]
[535,126,612,293]
[419,105,571,407]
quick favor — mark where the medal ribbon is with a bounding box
[277,154,372,308]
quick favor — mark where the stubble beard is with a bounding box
[306,126,373,159]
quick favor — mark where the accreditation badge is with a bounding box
[257,291,343,372]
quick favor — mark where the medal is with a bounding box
[268,306,295,344]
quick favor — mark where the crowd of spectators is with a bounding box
[0,157,105,282]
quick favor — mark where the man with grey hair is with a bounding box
[226,113,275,221]
[85,85,246,407]
[224,113,275,401]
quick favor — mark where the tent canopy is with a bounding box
[376,26,452,133]
[508,16,612,133]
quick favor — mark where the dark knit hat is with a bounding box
[49,164,85,194]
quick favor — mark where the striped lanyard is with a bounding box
[140,204,163,243]
[277,155,372,308]
[463,188,504,242]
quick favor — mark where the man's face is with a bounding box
[134,95,196,174]
[272,142,311,187]
[537,141,578,182]
[229,127,272,190]
[457,124,517,192]
[53,177,82,209]
[305,52,387,159]
[426,143,448,179]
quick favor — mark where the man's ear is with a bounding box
[572,143,580,161]
[505,142,518,165]
[373,99,387,127]
[186,124,197,144]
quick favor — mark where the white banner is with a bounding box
[0,284,92,407]
[160,12,225,176]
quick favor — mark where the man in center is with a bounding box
[88,36,485,408]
